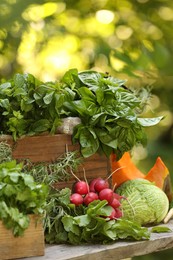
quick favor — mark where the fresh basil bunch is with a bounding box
[61,69,162,158]
[0,69,162,158]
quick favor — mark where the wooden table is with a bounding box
[19,220,173,260]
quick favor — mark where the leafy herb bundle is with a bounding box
[0,141,82,238]
[23,149,82,186]
[0,141,12,163]
[0,69,162,158]
[61,69,162,158]
[0,73,74,140]
[0,160,48,236]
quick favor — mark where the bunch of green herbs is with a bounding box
[23,149,82,187]
[0,141,12,163]
[24,150,84,243]
[0,141,83,238]
[0,142,168,244]
[0,73,74,140]
[0,69,162,159]
[61,69,162,159]
[0,160,48,236]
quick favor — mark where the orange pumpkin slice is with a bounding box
[144,157,169,189]
[111,152,170,189]
[111,152,145,188]
[111,152,172,201]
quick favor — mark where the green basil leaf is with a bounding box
[101,143,113,157]
[95,87,105,104]
[117,119,132,128]
[101,76,126,89]
[96,129,118,148]
[126,129,136,147]
[81,141,99,157]
[61,68,78,85]
[31,119,51,132]
[137,116,163,126]
[79,129,93,147]
[90,112,105,125]
[78,70,102,89]
[78,87,96,101]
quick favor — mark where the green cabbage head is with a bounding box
[116,178,169,225]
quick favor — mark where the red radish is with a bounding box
[74,181,89,195]
[99,188,114,203]
[113,193,125,201]
[115,208,123,218]
[70,193,83,206]
[109,198,121,208]
[94,178,109,192]
[83,192,99,206]
[89,178,101,192]
[108,206,116,220]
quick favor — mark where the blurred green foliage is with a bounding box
[0,1,173,258]
[133,247,173,260]
[1,0,172,160]
[1,0,173,79]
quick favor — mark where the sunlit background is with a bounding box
[0,0,173,170]
[0,1,173,257]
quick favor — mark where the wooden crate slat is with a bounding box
[0,134,111,189]
[0,215,44,260]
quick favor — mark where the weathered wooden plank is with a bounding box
[18,220,173,260]
[0,215,44,260]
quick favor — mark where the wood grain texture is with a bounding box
[18,220,173,260]
[0,215,44,260]
[0,134,111,189]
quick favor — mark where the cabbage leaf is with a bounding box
[116,179,169,226]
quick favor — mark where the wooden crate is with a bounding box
[0,134,111,189]
[0,215,44,260]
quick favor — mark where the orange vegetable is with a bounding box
[144,157,169,189]
[111,152,145,188]
[111,152,170,190]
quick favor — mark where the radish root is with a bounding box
[70,169,81,182]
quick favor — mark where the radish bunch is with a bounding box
[70,177,124,220]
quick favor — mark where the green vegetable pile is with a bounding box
[43,188,150,245]
[0,69,162,159]
[0,142,171,244]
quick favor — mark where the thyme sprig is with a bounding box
[22,149,83,187]
[0,141,12,163]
